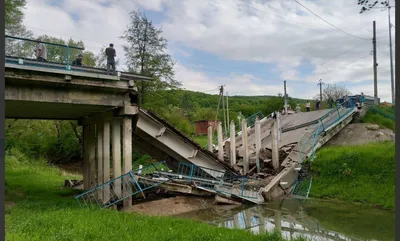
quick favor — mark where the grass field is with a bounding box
[361,106,395,131]
[5,148,308,241]
[309,142,395,211]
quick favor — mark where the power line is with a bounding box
[293,0,371,41]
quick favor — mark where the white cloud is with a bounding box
[21,0,395,101]
[175,63,290,96]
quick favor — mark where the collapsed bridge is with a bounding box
[4,35,366,209]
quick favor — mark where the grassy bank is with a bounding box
[309,142,395,211]
[5,149,306,241]
[361,106,395,131]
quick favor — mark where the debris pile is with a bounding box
[219,142,297,178]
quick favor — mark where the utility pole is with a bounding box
[226,91,229,134]
[372,20,378,105]
[213,86,223,134]
[317,79,324,102]
[221,86,227,137]
[359,1,394,105]
[388,5,395,105]
[284,80,288,114]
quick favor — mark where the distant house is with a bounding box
[195,120,221,135]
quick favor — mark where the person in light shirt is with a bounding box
[305,101,311,112]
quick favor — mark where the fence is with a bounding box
[5,35,85,71]
[74,161,168,209]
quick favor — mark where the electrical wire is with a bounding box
[293,0,371,41]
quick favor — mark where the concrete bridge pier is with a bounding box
[81,106,137,208]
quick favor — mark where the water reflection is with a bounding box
[176,198,394,241]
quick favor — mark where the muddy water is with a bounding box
[176,198,395,241]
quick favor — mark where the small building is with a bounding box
[195,120,221,135]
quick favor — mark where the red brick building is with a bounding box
[195,120,221,135]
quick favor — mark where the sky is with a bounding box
[22,0,396,101]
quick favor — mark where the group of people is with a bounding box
[292,96,335,113]
[35,42,117,75]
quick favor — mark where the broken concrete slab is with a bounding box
[279,167,298,190]
[215,195,242,205]
[261,163,298,199]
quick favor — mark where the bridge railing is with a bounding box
[5,35,85,71]
[74,161,168,209]
[291,97,357,198]
[175,162,262,200]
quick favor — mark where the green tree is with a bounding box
[120,10,181,105]
[5,0,33,57]
[35,35,96,66]
[5,0,26,32]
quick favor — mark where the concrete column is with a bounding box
[103,120,111,201]
[88,125,96,189]
[271,119,280,171]
[96,122,104,200]
[96,122,103,186]
[229,120,236,166]
[82,125,90,190]
[217,122,224,160]
[122,117,132,208]
[207,124,213,152]
[112,118,122,197]
[277,112,281,142]
[242,119,249,174]
[255,116,261,173]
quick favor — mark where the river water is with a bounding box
[176,198,395,241]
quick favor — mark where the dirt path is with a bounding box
[325,123,394,146]
[127,196,219,216]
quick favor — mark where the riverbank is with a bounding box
[309,141,395,211]
[5,149,307,241]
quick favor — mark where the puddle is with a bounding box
[176,198,395,241]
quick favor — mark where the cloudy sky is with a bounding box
[22,0,395,101]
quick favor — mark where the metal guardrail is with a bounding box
[5,35,84,70]
[74,161,168,209]
[5,35,153,81]
[292,97,357,198]
[175,162,261,200]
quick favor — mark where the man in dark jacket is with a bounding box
[71,54,84,66]
[105,43,116,75]
[316,99,321,110]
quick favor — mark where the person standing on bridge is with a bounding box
[305,101,311,112]
[71,54,85,66]
[36,42,47,62]
[328,97,334,109]
[105,43,116,75]
[295,103,301,113]
[316,99,321,110]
